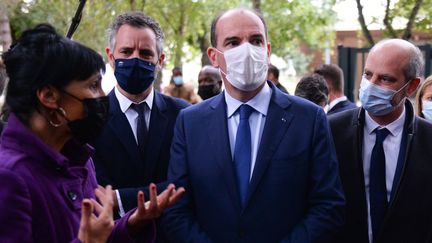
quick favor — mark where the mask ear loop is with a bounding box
[390,80,412,106]
[48,107,67,128]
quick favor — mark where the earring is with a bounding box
[48,108,66,128]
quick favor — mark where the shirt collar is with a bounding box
[365,106,406,137]
[329,96,348,110]
[225,82,272,118]
[114,86,154,113]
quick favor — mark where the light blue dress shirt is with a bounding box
[363,107,406,243]
[224,82,272,179]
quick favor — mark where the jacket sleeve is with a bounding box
[118,181,169,213]
[0,169,33,242]
[281,108,345,243]
[160,111,213,243]
[108,209,156,243]
[92,150,114,187]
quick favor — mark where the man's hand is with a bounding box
[78,185,115,243]
[127,183,185,235]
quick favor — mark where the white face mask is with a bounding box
[422,100,432,121]
[218,42,268,91]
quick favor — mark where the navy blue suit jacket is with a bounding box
[93,89,189,211]
[162,82,345,243]
[327,99,357,115]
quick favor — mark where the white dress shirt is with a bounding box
[328,96,348,111]
[225,82,272,179]
[113,86,154,216]
[363,107,406,243]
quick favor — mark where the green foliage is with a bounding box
[392,0,432,31]
[5,0,336,71]
[262,0,336,58]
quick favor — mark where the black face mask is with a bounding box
[59,91,109,144]
[198,84,220,100]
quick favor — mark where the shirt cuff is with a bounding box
[115,189,126,217]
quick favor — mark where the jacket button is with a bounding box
[68,191,77,201]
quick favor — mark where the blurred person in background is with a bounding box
[314,64,356,115]
[267,63,288,94]
[294,73,329,109]
[164,67,202,104]
[415,75,432,121]
[197,65,222,100]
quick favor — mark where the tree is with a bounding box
[5,0,336,76]
[356,0,431,47]
[260,0,336,74]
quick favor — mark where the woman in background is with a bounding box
[0,24,183,243]
[415,75,432,121]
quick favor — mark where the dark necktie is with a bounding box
[370,127,390,241]
[233,104,254,206]
[131,102,148,158]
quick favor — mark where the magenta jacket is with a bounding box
[0,113,155,243]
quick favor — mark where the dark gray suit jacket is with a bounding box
[329,100,432,243]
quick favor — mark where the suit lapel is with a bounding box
[107,91,142,168]
[245,87,293,207]
[207,93,242,211]
[143,92,168,180]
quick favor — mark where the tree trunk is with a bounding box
[129,0,136,10]
[252,0,261,11]
[173,4,185,69]
[402,0,423,40]
[199,28,211,66]
[356,0,374,47]
[0,10,12,54]
[383,0,397,38]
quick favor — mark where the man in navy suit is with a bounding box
[93,12,188,216]
[162,8,345,243]
[314,64,356,115]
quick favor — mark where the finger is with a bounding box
[90,198,104,215]
[101,185,114,219]
[104,185,114,204]
[95,187,106,204]
[95,185,113,206]
[148,183,158,212]
[97,184,106,192]
[79,199,93,243]
[167,187,186,207]
[80,199,93,228]
[156,184,175,209]
[136,191,146,214]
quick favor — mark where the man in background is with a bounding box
[314,64,356,114]
[164,67,202,104]
[295,73,329,109]
[267,63,288,94]
[197,65,222,100]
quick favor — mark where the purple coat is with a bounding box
[0,113,154,243]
